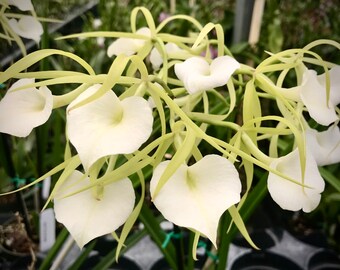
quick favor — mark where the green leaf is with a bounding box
[230,42,249,54]
[319,167,340,192]
[39,228,69,270]
[68,240,97,270]
[326,193,340,202]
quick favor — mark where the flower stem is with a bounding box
[173,225,185,270]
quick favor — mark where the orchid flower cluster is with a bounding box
[0,0,43,54]
[0,7,339,259]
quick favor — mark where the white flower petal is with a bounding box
[67,84,153,171]
[54,170,135,248]
[149,48,165,70]
[0,78,53,137]
[8,16,43,43]
[175,57,210,93]
[300,69,338,126]
[317,65,340,106]
[210,56,241,86]
[107,27,151,57]
[150,155,241,247]
[174,56,240,94]
[150,43,183,70]
[134,27,151,37]
[267,148,325,213]
[8,0,34,11]
[107,37,140,57]
[306,125,340,166]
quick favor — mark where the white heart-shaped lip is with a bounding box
[299,69,338,126]
[174,55,240,94]
[66,84,153,171]
[306,124,340,166]
[149,42,187,70]
[107,27,151,57]
[277,65,340,126]
[267,148,325,213]
[0,78,53,137]
[54,170,135,249]
[150,154,241,247]
[8,16,43,43]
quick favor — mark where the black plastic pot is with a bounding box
[232,229,278,249]
[308,249,340,270]
[230,250,303,270]
[81,254,141,270]
[149,255,207,270]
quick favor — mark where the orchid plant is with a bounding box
[0,5,339,269]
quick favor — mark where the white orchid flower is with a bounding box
[150,155,241,247]
[306,124,340,166]
[267,148,325,213]
[67,84,153,171]
[107,27,151,57]
[0,78,53,137]
[299,66,340,126]
[279,66,340,126]
[317,65,340,105]
[174,56,240,94]
[8,15,43,44]
[150,42,186,70]
[7,0,34,11]
[54,170,135,249]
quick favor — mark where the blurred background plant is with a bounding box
[3,0,339,72]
